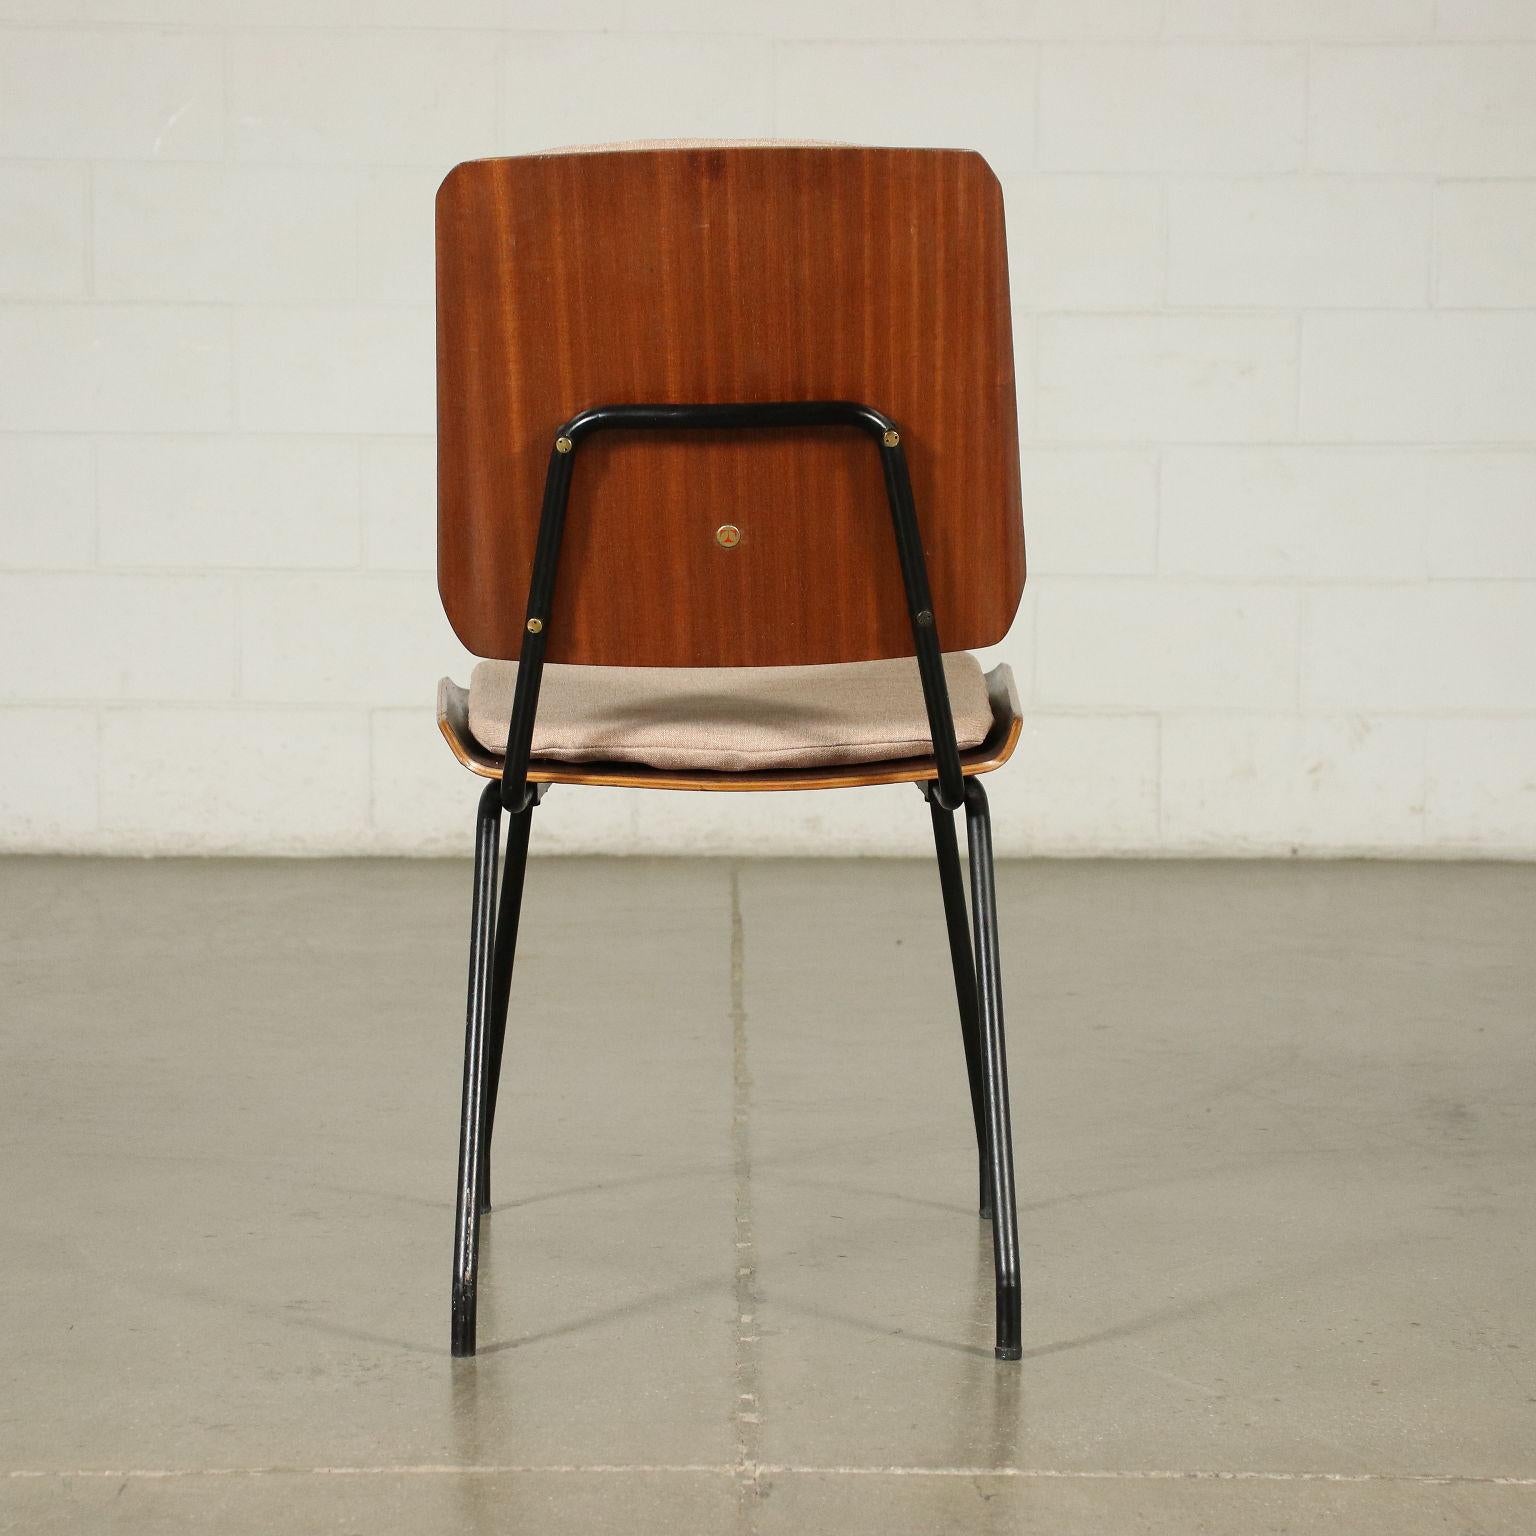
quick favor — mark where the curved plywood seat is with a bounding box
[437,664,1021,793]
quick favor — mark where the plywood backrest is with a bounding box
[436,145,1024,666]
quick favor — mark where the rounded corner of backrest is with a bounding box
[436,159,476,214]
[973,532,1028,651]
[961,147,1004,194]
[438,567,511,666]
[435,563,463,643]
[435,163,476,292]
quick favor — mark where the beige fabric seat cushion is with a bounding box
[466,654,995,773]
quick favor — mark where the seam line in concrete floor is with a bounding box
[8,1468,1536,1486]
[729,862,766,1520]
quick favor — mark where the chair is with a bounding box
[434,144,1027,1361]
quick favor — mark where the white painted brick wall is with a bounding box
[1036,581,1300,711]
[1300,313,1536,441]
[1,1,1533,858]
[0,305,233,431]
[0,164,86,297]
[1434,183,1536,307]
[1037,314,1299,442]
[1165,178,1432,308]
[1037,45,1306,172]
[1309,45,1536,175]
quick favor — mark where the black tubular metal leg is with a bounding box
[454,399,1016,1361]
[927,787,991,1219]
[452,780,502,1358]
[963,777,1022,1361]
[478,794,536,1215]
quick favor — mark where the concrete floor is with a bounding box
[1,854,1534,1534]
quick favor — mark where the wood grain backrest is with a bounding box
[436,144,1025,667]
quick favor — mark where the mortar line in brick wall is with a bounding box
[218,28,230,167]
[1028,310,1041,446]
[1027,706,1536,723]
[6,703,1515,719]
[1293,311,1304,432]
[19,298,1536,316]
[14,569,1534,589]
[0,428,433,448]
[491,31,507,143]
[0,297,437,313]
[1030,41,1042,171]
[0,151,1475,180]
[0,20,1229,43]
[1028,438,1536,451]
[365,707,378,834]
[0,297,1527,323]
[4,570,438,583]
[767,33,781,137]
[8,162,1526,186]
[230,575,242,700]
[1009,573,1536,588]
[68,701,428,715]
[0,142,1518,180]
[1015,304,1441,317]
[354,439,369,568]
[1428,179,1441,307]
[1022,305,1535,318]
[81,161,94,297]
[7,573,1532,595]
[88,434,100,564]
[1301,42,1312,172]
[1028,582,1041,706]
[350,159,364,309]
[9,429,1536,452]
[92,705,103,836]
[2,563,435,579]
[1157,177,1170,303]
[1154,36,1527,48]
[225,306,239,428]
[1418,709,1430,843]
[1293,589,1304,710]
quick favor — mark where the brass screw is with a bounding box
[882,429,900,448]
[554,435,573,454]
[715,524,742,549]
[526,617,544,634]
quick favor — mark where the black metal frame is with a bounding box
[451,401,1021,1361]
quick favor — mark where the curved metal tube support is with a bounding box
[963,776,1022,1360]
[500,401,965,815]
[926,785,990,1217]
[478,788,538,1215]
[451,780,502,1357]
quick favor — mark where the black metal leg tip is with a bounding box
[994,1286,1021,1361]
[979,1203,992,1222]
[451,1298,476,1357]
